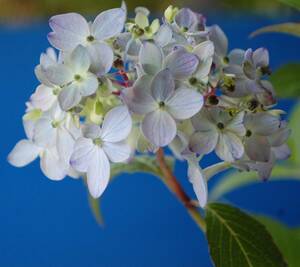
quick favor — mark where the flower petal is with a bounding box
[193,40,214,61]
[91,8,126,40]
[124,75,156,115]
[151,69,175,102]
[33,118,56,147]
[189,131,218,155]
[191,109,216,132]
[101,106,132,142]
[164,49,199,79]
[45,64,73,86]
[253,47,269,68]
[40,148,67,181]
[48,13,89,51]
[30,84,56,111]
[215,132,244,162]
[139,42,163,75]
[245,135,271,162]
[70,137,95,173]
[82,124,101,139]
[142,110,177,147]
[58,83,82,111]
[226,112,246,136]
[65,45,90,74]
[167,88,203,120]
[87,42,114,75]
[245,113,280,136]
[87,148,110,198]
[8,140,40,167]
[79,73,98,97]
[103,141,131,163]
[187,159,208,208]
[209,25,228,56]
[56,127,75,166]
[154,24,173,47]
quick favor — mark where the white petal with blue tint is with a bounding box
[142,110,176,147]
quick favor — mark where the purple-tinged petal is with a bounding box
[167,88,203,120]
[101,106,132,143]
[164,49,199,79]
[142,110,177,147]
[139,42,163,75]
[48,13,89,51]
[91,8,126,41]
[87,43,114,75]
[103,141,131,163]
[87,148,110,198]
[253,48,269,68]
[151,69,175,102]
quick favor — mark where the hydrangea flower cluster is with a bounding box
[8,4,290,207]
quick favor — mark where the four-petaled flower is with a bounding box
[70,106,132,198]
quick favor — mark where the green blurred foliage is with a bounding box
[0,0,296,24]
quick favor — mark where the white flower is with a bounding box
[8,115,78,181]
[190,108,245,162]
[70,106,132,198]
[48,8,126,52]
[126,69,203,147]
[45,45,99,111]
[33,103,80,168]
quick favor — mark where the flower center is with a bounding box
[247,99,259,111]
[207,95,219,105]
[189,77,198,85]
[93,138,103,146]
[246,130,252,137]
[51,121,60,128]
[87,35,95,42]
[158,101,165,108]
[74,74,82,81]
[217,122,225,130]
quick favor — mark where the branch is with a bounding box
[156,148,206,232]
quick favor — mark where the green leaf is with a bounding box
[270,64,300,98]
[250,23,300,38]
[88,194,104,226]
[277,0,300,10]
[206,203,287,267]
[258,217,300,267]
[288,102,300,163]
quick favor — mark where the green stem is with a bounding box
[156,148,206,232]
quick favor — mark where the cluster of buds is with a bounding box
[8,3,290,207]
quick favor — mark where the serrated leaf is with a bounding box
[206,203,287,267]
[258,217,300,267]
[278,0,300,10]
[270,64,300,98]
[250,23,300,38]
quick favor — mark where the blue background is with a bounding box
[1,13,300,267]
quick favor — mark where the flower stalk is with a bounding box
[156,148,206,232]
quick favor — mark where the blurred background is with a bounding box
[1,0,300,266]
